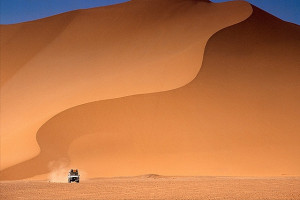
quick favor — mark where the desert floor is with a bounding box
[1,176,299,200]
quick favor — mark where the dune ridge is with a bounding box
[0,11,78,85]
[2,0,299,181]
[63,4,300,177]
[0,0,256,179]
[1,4,299,180]
[0,0,252,174]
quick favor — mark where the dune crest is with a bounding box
[2,3,299,180]
[0,0,252,173]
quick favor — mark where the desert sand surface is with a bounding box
[1,176,300,200]
[1,0,300,181]
[0,0,252,171]
[2,2,299,180]
[0,0,300,187]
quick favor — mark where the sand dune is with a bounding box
[0,0,252,173]
[55,5,299,178]
[2,0,300,180]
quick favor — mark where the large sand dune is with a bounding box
[1,0,299,181]
[0,0,251,173]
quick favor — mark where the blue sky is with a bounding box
[1,0,300,25]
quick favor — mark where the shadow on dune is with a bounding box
[0,11,78,86]
[1,5,300,180]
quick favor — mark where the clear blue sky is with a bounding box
[1,0,300,25]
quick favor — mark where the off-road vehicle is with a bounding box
[68,169,80,183]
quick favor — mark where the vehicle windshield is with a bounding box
[69,170,78,175]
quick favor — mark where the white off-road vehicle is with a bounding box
[68,169,80,183]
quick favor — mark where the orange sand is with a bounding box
[1,176,300,200]
[0,0,251,172]
[1,0,300,181]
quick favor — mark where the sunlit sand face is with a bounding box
[0,0,252,179]
[5,0,299,180]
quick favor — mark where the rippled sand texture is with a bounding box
[1,176,300,200]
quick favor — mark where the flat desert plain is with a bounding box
[1,176,300,200]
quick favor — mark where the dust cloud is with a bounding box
[48,160,69,183]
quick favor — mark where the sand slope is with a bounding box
[0,0,252,172]
[2,2,300,180]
